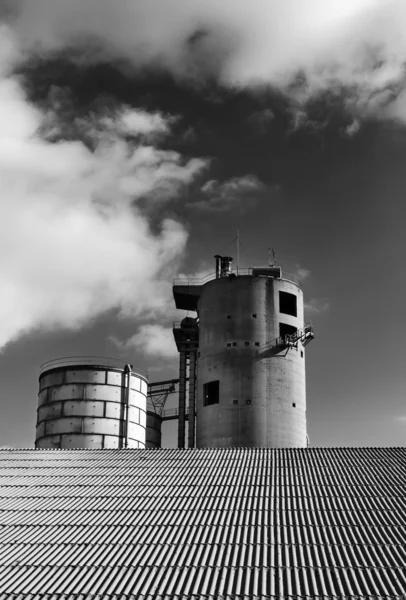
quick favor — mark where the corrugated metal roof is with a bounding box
[0,447,405,599]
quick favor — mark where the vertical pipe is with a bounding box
[124,364,132,449]
[214,255,222,279]
[188,350,197,448]
[178,350,187,449]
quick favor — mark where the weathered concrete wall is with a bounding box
[36,366,148,449]
[196,275,307,448]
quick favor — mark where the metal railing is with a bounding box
[173,268,302,288]
[39,356,148,379]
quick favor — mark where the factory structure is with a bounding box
[0,252,405,599]
[35,254,314,451]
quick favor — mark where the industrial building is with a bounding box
[34,255,314,452]
[0,253,405,598]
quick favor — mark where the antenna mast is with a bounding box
[269,247,276,266]
[236,229,240,275]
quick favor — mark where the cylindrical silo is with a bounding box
[176,261,313,449]
[35,357,148,449]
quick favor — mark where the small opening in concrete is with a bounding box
[227,343,232,347]
[232,342,237,347]
[252,313,257,318]
[246,399,251,405]
[255,342,260,347]
[279,291,297,317]
[245,342,249,346]
[292,403,296,407]
[203,380,220,406]
[233,400,238,405]
[301,351,303,358]
[227,315,232,319]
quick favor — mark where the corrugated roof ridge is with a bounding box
[1,594,406,599]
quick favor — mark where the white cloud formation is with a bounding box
[291,266,311,282]
[0,25,207,349]
[111,324,179,359]
[304,298,330,315]
[189,174,266,212]
[7,0,406,120]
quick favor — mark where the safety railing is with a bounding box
[39,356,148,379]
[173,268,302,288]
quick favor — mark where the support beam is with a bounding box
[178,350,187,449]
[188,351,197,449]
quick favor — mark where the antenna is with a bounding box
[236,229,240,275]
[268,247,276,266]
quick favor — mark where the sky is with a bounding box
[0,0,406,448]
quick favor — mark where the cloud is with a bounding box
[0,25,207,349]
[304,298,330,315]
[188,174,267,212]
[291,266,311,281]
[7,0,406,121]
[111,325,178,359]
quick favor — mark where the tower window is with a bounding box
[292,403,296,407]
[301,351,303,358]
[280,323,297,339]
[252,313,257,318]
[232,342,237,347]
[227,343,232,347]
[245,341,249,346]
[227,315,232,319]
[279,291,297,317]
[203,380,219,406]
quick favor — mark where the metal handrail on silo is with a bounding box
[39,356,148,380]
[173,269,303,288]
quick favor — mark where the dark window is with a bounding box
[252,313,257,318]
[292,403,296,407]
[203,380,220,406]
[227,343,232,347]
[227,315,232,319]
[255,342,260,347]
[233,400,238,405]
[245,341,249,346]
[280,323,297,339]
[246,399,251,405]
[300,351,303,358]
[232,342,237,347]
[279,291,297,317]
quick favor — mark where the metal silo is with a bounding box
[36,357,148,449]
[173,256,314,448]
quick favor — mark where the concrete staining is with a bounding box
[197,274,306,448]
[36,360,148,449]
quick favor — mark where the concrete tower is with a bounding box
[173,256,314,448]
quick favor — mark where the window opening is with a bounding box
[279,291,297,317]
[203,380,220,406]
[279,323,297,340]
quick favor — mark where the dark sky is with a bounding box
[0,1,406,448]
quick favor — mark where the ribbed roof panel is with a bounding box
[0,448,405,598]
